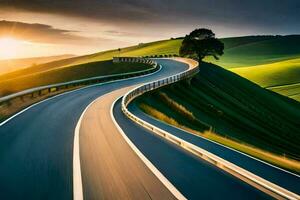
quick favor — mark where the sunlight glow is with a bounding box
[0,37,23,59]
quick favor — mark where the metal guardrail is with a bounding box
[121,58,300,200]
[0,57,158,106]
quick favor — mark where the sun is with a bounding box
[0,37,22,59]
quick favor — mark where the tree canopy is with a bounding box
[179,28,224,61]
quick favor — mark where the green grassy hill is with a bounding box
[134,62,300,173]
[1,35,300,100]
[4,35,300,76]
[231,58,300,101]
[5,35,294,80]
[231,58,300,87]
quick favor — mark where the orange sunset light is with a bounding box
[0,37,24,59]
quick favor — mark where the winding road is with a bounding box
[0,58,298,200]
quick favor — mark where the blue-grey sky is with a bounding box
[0,0,299,58]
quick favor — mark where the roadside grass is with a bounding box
[139,103,180,127]
[139,103,300,173]
[0,60,150,96]
[202,131,300,173]
[0,86,82,122]
[134,62,300,174]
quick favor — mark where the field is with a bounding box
[134,62,300,173]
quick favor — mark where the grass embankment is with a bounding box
[134,62,300,173]
[0,86,82,122]
[0,60,150,96]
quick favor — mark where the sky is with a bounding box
[0,0,299,59]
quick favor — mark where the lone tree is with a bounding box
[179,28,224,61]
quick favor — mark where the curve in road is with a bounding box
[77,58,270,199]
[0,59,187,200]
[0,58,292,200]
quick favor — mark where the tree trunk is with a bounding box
[197,53,204,62]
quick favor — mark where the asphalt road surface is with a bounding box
[0,58,293,200]
[113,99,270,200]
[0,59,187,200]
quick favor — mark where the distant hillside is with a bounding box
[30,35,299,70]
[212,35,300,68]
[0,54,75,75]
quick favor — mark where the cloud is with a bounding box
[0,0,299,38]
[0,20,116,45]
[0,0,157,23]
[1,0,299,31]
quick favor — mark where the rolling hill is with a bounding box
[3,35,299,74]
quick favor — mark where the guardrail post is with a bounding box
[19,95,24,102]
[0,99,9,107]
